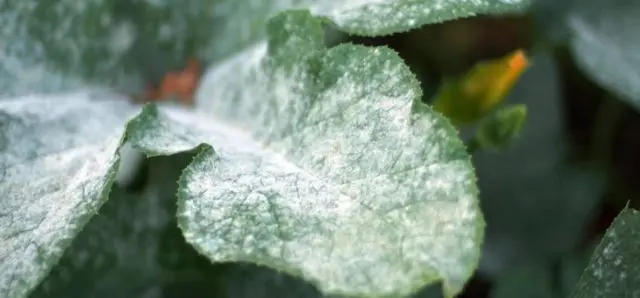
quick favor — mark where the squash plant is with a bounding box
[0,0,638,298]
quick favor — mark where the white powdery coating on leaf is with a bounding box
[0,2,83,98]
[195,42,270,131]
[0,0,143,96]
[188,38,479,295]
[198,0,529,63]
[0,92,136,298]
[204,0,305,61]
[309,0,529,33]
[571,209,640,298]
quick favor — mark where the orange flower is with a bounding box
[433,49,529,126]
[141,57,202,105]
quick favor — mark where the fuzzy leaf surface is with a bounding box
[125,10,485,298]
[0,92,138,298]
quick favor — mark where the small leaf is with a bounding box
[569,207,640,298]
[475,104,527,151]
[471,52,605,277]
[0,91,138,298]
[433,49,529,126]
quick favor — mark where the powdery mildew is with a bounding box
[570,208,640,298]
[203,0,530,63]
[0,92,137,298]
[31,157,180,297]
[0,0,529,97]
[0,0,217,95]
[203,0,530,60]
[0,0,530,296]
[184,25,479,296]
[205,0,306,61]
[0,1,84,98]
[0,0,145,96]
[310,0,530,34]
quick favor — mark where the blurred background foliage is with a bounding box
[336,11,629,298]
[22,0,640,297]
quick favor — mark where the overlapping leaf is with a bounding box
[0,92,138,298]
[0,0,532,296]
[156,10,480,297]
[0,0,532,97]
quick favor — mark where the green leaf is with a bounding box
[474,104,527,151]
[566,0,640,109]
[208,0,532,59]
[1,9,483,294]
[30,154,223,298]
[310,0,531,36]
[0,91,138,298]
[30,183,173,298]
[0,0,531,97]
[127,10,481,298]
[0,0,217,96]
[0,0,533,295]
[569,207,640,298]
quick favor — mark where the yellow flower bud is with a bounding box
[433,49,529,126]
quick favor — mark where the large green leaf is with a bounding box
[0,0,218,96]
[566,0,640,110]
[1,0,531,296]
[0,92,137,298]
[209,0,532,62]
[0,10,482,296]
[142,10,479,298]
[0,0,531,97]
[1,27,481,296]
[570,207,640,298]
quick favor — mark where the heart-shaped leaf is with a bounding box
[126,10,482,297]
